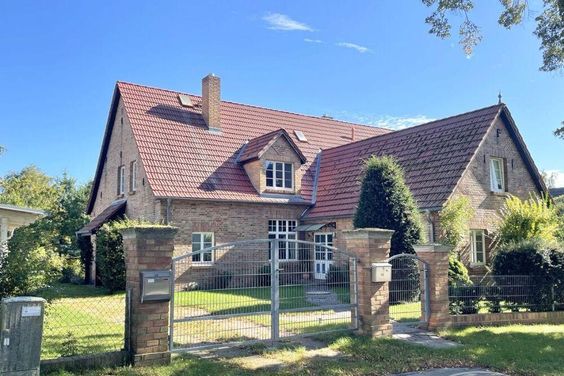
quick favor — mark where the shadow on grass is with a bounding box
[34,282,124,301]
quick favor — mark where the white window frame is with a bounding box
[265,161,293,190]
[130,160,138,192]
[191,232,214,264]
[490,158,505,193]
[470,229,486,265]
[268,219,297,261]
[118,165,125,195]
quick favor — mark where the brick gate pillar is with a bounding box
[121,226,178,367]
[343,228,394,338]
[414,244,451,330]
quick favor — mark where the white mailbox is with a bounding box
[371,262,392,282]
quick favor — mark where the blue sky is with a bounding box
[0,1,562,186]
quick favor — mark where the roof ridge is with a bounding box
[116,80,392,133]
[321,103,504,154]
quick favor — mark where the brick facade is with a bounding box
[430,117,541,271]
[91,99,161,222]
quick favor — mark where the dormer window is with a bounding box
[266,161,293,189]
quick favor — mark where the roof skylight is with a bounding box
[294,130,307,142]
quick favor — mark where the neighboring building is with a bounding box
[79,74,546,282]
[550,187,564,198]
[0,204,45,248]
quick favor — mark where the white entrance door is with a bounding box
[314,233,334,280]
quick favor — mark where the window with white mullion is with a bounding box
[490,158,505,192]
[266,161,293,189]
[192,232,214,263]
[470,229,486,265]
[117,165,125,195]
[268,219,297,260]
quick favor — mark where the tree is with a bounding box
[555,121,564,140]
[0,165,58,210]
[439,195,475,247]
[354,155,423,256]
[422,0,563,72]
[541,170,558,188]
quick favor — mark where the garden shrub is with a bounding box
[95,222,126,292]
[60,257,83,284]
[0,223,65,298]
[326,264,350,285]
[497,194,559,245]
[448,284,481,314]
[256,264,272,287]
[448,254,472,286]
[208,270,233,289]
[492,239,564,311]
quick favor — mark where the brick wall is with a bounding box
[449,311,564,328]
[91,98,161,221]
[433,116,541,271]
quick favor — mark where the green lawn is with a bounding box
[46,324,564,376]
[389,301,422,322]
[35,283,125,360]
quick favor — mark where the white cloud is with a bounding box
[263,13,313,31]
[336,42,371,53]
[336,111,435,130]
[304,38,323,43]
[543,170,564,188]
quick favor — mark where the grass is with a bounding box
[45,324,564,376]
[389,301,422,322]
[35,283,125,360]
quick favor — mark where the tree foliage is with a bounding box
[555,121,564,140]
[439,195,475,247]
[0,165,58,210]
[422,0,563,72]
[354,155,423,256]
[497,194,560,245]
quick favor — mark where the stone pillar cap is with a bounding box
[342,227,395,239]
[120,226,178,238]
[414,243,452,253]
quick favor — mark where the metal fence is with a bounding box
[388,255,428,323]
[170,239,358,351]
[449,275,564,315]
[40,286,126,360]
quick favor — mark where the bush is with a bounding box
[60,257,83,284]
[208,270,233,289]
[493,239,564,311]
[448,254,471,286]
[449,284,481,314]
[256,264,271,287]
[353,155,423,257]
[497,194,559,245]
[326,264,350,285]
[0,224,65,298]
[95,222,126,292]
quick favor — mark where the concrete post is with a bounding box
[343,228,394,338]
[121,226,177,367]
[414,244,451,330]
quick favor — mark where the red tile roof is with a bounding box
[238,129,307,164]
[305,104,505,219]
[86,82,390,212]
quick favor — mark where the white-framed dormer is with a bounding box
[265,161,294,191]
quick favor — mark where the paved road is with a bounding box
[395,368,507,376]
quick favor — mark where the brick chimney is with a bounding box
[202,74,221,131]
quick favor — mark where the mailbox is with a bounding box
[371,262,392,282]
[140,270,172,303]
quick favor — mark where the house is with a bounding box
[0,204,45,249]
[79,74,546,283]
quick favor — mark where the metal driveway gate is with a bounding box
[387,253,430,325]
[170,239,358,351]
